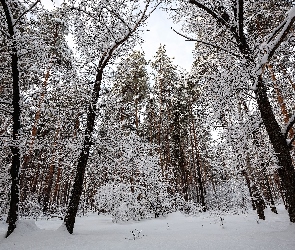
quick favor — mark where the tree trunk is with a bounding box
[64,70,102,233]
[262,167,278,214]
[1,0,21,238]
[242,169,256,210]
[52,166,62,205]
[255,75,295,222]
[43,126,60,212]
[267,64,294,140]
[22,24,58,186]
[190,111,206,210]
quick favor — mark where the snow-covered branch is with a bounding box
[260,6,295,64]
[282,113,295,138]
[104,6,132,32]
[0,106,13,114]
[98,1,153,71]
[12,0,41,27]
[189,0,238,37]
[0,27,10,37]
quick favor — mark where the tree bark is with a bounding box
[1,0,21,238]
[43,126,60,212]
[255,75,295,222]
[267,64,294,139]
[64,70,102,233]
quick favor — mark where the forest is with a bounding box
[0,0,295,244]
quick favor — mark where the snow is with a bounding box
[1,205,295,250]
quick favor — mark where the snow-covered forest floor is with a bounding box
[0,205,294,250]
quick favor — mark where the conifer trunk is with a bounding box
[43,126,60,212]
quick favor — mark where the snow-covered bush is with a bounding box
[205,177,250,215]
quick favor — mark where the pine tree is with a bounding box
[113,50,149,132]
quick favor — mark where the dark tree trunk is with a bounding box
[64,70,102,234]
[1,0,22,238]
[190,109,206,211]
[255,75,295,222]
[261,165,278,214]
[195,151,206,211]
[188,0,295,222]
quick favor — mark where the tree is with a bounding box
[0,0,43,237]
[113,50,149,132]
[90,93,172,221]
[171,0,295,222]
[63,0,160,234]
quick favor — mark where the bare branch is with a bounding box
[13,0,41,27]
[0,27,10,38]
[104,6,132,32]
[172,28,242,58]
[70,7,100,22]
[189,0,238,36]
[98,1,153,71]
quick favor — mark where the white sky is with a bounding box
[137,8,195,71]
[41,0,195,71]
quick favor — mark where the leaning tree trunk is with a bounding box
[188,0,295,222]
[255,75,295,222]
[1,0,21,238]
[64,70,102,234]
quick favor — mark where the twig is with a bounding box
[0,28,10,38]
[104,6,132,32]
[172,28,242,58]
[70,7,100,22]
[13,0,41,27]
[0,107,12,114]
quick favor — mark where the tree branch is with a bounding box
[284,113,295,138]
[98,1,152,71]
[0,27,10,38]
[189,0,238,36]
[104,6,132,32]
[267,9,295,60]
[172,28,242,58]
[13,0,40,27]
[265,20,288,45]
[237,0,244,40]
[0,106,12,114]
[0,100,12,105]
[189,0,253,60]
[70,7,100,22]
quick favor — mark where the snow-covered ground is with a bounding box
[0,205,295,250]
